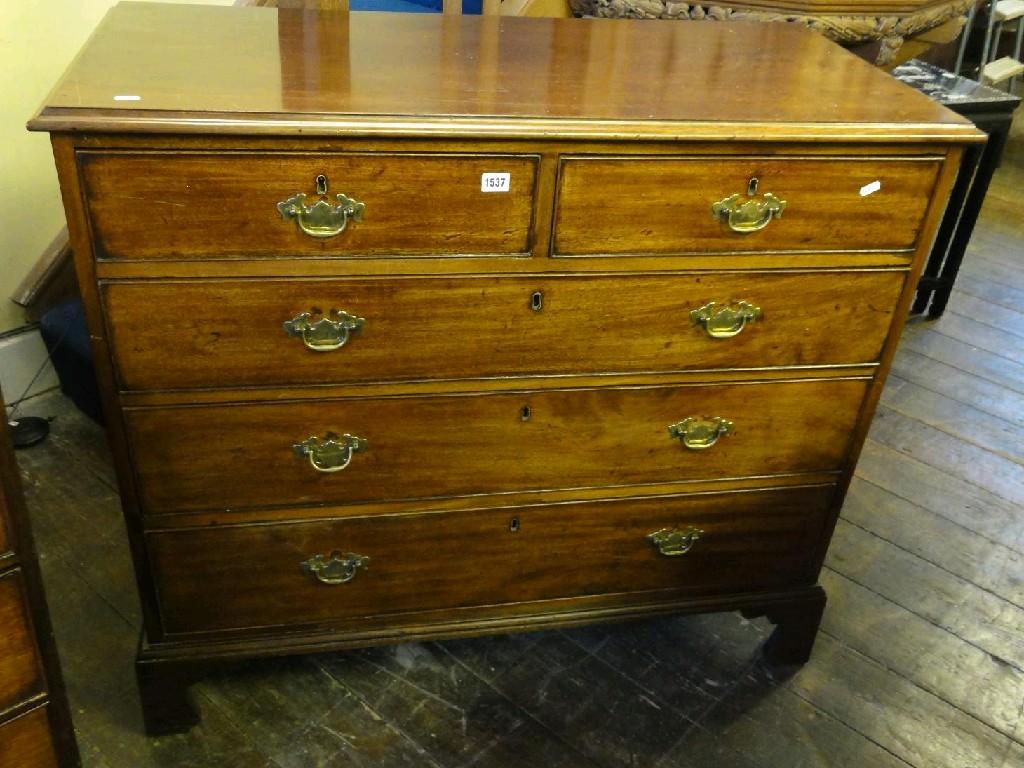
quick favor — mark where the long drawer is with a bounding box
[78,151,538,259]
[554,156,940,255]
[125,379,868,514]
[104,271,903,391]
[147,485,834,635]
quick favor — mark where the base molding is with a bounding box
[135,584,828,734]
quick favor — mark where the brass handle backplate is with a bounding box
[283,310,365,352]
[278,190,365,239]
[690,301,761,339]
[648,526,704,556]
[301,551,369,585]
[712,191,786,234]
[668,417,733,450]
[293,433,367,473]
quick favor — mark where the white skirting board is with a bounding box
[0,326,59,407]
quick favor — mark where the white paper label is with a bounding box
[859,180,882,197]
[481,172,511,193]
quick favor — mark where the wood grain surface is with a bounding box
[13,154,1024,768]
[80,152,537,260]
[0,708,58,768]
[147,485,832,634]
[102,271,904,391]
[0,571,45,714]
[554,156,941,255]
[27,5,981,142]
[125,378,867,514]
[23,0,983,742]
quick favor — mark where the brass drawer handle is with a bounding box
[277,191,365,239]
[648,526,703,556]
[283,310,365,352]
[668,417,733,450]
[690,301,761,339]
[712,190,786,234]
[301,551,369,585]
[293,433,367,473]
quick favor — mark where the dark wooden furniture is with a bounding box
[0,391,80,766]
[893,59,1021,317]
[28,2,983,735]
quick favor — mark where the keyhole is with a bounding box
[509,517,521,533]
[316,174,329,195]
[531,291,543,312]
[520,405,531,422]
[747,177,759,196]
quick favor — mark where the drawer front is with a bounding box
[105,271,903,391]
[79,152,537,260]
[0,707,59,768]
[0,570,45,714]
[148,485,833,634]
[554,156,940,255]
[127,379,867,514]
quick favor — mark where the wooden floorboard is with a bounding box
[786,634,1024,768]
[438,630,698,767]
[11,139,1024,767]
[318,644,604,768]
[829,517,1024,671]
[954,272,1024,313]
[842,478,1024,609]
[888,348,1024,427]
[818,566,1024,740]
[869,407,1024,506]
[856,439,1024,553]
[880,375,1024,463]
[944,292,1024,341]
[925,312,1024,366]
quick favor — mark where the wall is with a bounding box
[0,0,235,335]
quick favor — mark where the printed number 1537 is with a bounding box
[481,172,511,192]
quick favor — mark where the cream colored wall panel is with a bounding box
[0,0,236,334]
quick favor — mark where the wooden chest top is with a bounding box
[29,1,981,143]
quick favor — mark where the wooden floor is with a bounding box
[13,147,1024,768]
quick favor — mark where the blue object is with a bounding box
[351,0,483,13]
[39,299,102,423]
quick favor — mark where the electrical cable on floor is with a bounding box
[5,323,69,448]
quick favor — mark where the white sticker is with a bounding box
[113,94,142,101]
[859,180,881,197]
[481,172,511,193]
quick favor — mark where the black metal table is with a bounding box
[891,60,1020,317]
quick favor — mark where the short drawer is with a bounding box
[554,156,940,255]
[0,570,45,714]
[78,151,537,260]
[104,271,903,391]
[126,378,867,515]
[147,485,833,634]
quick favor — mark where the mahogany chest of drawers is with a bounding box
[29,2,983,733]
